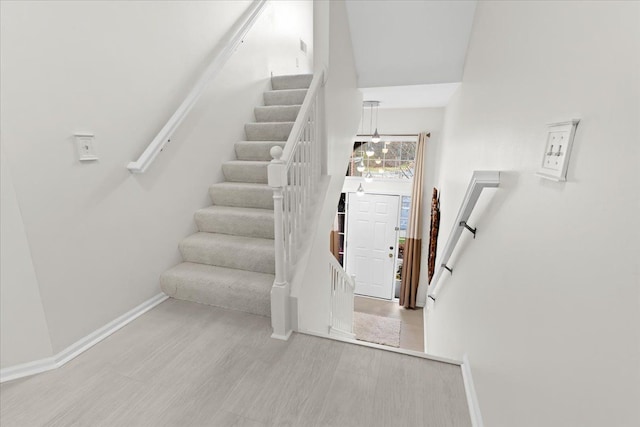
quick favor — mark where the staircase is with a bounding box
[160,74,313,317]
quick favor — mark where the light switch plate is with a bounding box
[536,119,579,182]
[74,134,98,161]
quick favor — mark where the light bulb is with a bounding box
[366,147,375,157]
[364,171,373,183]
[375,158,382,165]
[356,183,365,196]
[356,160,365,173]
[371,129,381,143]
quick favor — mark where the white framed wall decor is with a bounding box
[536,119,580,182]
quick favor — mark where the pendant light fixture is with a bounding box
[356,148,365,172]
[371,101,381,143]
[356,183,365,196]
[364,171,373,183]
[375,158,382,165]
[363,100,381,143]
[365,142,373,183]
[365,145,375,157]
[382,143,389,154]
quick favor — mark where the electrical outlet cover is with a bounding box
[536,119,579,182]
[74,134,98,161]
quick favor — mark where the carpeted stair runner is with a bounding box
[160,73,312,317]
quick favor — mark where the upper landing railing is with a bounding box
[329,254,356,339]
[428,171,500,302]
[127,0,268,174]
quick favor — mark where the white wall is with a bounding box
[427,2,640,426]
[297,0,362,334]
[0,0,312,355]
[1,147,54,368]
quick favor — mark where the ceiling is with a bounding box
[345,0,477,107]
[360,82,460,109]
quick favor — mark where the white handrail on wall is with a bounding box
[329,255,356,339]
[428,170,500,302]
[127,0,269,174]
[268,70,325,340]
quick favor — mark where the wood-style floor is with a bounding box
[0,299,470,427]
[354,295,425,352]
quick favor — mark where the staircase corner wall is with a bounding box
[297,0,362,334]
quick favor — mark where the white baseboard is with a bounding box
[328,327,356,340]
[461,354,484,427]
[271,329,293,341]
[1,293,168,383]
[300,328,462,366]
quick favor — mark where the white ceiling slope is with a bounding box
[345,0,477,88]
[345,0,476,108]
[360,82,460,109]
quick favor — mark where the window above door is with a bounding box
[348,137,417,181]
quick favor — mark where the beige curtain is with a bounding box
[400,132,428,308]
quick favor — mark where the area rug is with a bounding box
[353,312,401,348]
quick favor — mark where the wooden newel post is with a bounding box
[268,146,292,340]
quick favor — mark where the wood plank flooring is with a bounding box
[0,298,470,427]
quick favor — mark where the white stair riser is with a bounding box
[245,122,293,141]
[254,105,301,122]
[160,263,273,317]
[209,184,274,210]
[179,234,275,274]
[234,141,285,161]
[264,89,307,106]
[222,162,268,183]
[195,210,274,239]
[271,74,313,90]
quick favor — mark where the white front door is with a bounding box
[345,193,399,300]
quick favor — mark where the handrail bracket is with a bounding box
[460,221,477,239]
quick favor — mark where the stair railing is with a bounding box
[127,0,268,173]
[268,70,325,340]
[427,170,500,302]
[329,254,356,339]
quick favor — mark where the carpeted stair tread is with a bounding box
[195,206,274,239]
[208,182,273,210]
[245,122,294,141]
[222,160,269,183]
[161,73,312,318]
[271,74,313,90]
[235,141,285,161]
[160,262,273,316]
[254,105,301,122]
[179,232,275,274]
[264,89,307,106]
